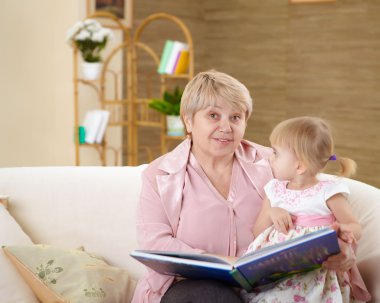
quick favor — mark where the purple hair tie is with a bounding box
[329,155,337,161]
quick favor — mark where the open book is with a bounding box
[131,227,340,291]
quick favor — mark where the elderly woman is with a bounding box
[132,70,355,303]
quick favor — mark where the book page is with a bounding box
[150,251,233,265]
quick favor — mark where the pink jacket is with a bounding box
[132,138,273,303]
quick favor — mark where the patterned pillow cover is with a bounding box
[3,244,132,303]
[0,199,40,303]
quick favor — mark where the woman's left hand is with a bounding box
[322,237,355,272]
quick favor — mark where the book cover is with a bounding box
[130,227,340,291]
[82,110,103,144]
[157,40,174,74]
[173,50,190,75]
[164,41,188,74]
[95,110,110,144]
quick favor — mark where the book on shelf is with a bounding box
[173,50,189,75]
[158,40,189,75]
[157,40,174,74]
[130,227,340,291]
[165,41,188,74]
[81,110,110,144]
[95,110,110,144]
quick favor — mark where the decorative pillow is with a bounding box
[2,244,132,303]
[0,202,40,303]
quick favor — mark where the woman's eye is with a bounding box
[210,113,217,119]
[232,115,241,121]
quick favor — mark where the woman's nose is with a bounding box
[218,118,232,132]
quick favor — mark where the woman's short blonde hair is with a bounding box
[180,70,253,121]
[270,116,356,177]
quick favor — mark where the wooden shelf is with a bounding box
[133,13,194,162]
[73,12,193,166]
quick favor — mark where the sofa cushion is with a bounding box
[0,165,148,283]
[0,202,39,303]
[3,244,134,303]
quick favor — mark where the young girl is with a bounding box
[242,116,371,303]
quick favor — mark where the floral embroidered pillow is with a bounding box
[2,244,131,303]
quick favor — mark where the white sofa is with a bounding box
[0,166,379,302]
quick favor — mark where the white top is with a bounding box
[264,178,350,216]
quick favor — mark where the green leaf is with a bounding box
[149,87,183,115]
[38,271,45,279]
[47,259,54,265]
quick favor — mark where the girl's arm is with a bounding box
[327,193,362,242]
[253,197,273,237]
[253,197,294,236]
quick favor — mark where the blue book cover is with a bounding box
[130,227,340,291]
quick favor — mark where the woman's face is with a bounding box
[183,99,247,161]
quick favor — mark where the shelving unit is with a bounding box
[73,12,132,166]
[131,13,194,163]
[72,12,194,166]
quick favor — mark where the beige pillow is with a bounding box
[0,202,39,303]
[3,244,132,303]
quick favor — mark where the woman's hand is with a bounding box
[269,207,294,234]
[322,238,355,272]
[323,222,356,271]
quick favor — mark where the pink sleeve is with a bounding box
[136,169,204,254]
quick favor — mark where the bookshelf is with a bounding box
[72,12,193,165]
[132,12,194,163]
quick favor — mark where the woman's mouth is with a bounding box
[213,138,233,143]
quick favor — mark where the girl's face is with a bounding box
[183,99,247,161]
[269,144,299,181]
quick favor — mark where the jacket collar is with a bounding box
[158,138,192,174]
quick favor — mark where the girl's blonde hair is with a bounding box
[180,70,253,121]
[270,116,356,177]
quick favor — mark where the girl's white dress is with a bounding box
[241,178,371,303]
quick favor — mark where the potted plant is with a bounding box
[66,19,113,80]
[149,87,185,136]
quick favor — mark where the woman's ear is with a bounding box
[183,115,193,133]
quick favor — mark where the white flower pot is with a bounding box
[166,115,185,136]
[82,62,102,80]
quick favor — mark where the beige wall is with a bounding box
[1,1,379,187]
[0,1,79,166]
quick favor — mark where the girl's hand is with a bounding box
[331,222,357,244]
[269,207,294,234]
